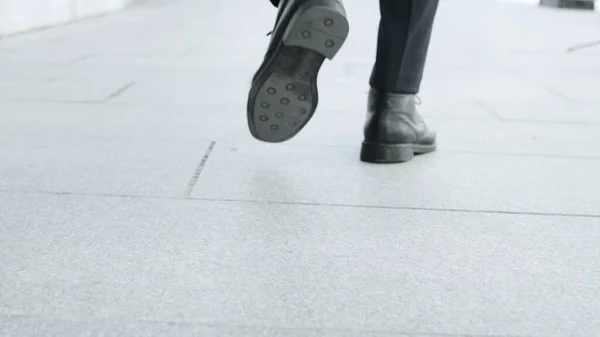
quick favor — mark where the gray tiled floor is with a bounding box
[2,194,600,336]
[1,0,600,336]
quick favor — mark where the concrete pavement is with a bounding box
[1,0,600,336]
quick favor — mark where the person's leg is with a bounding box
[361,0,440,164]
[247,0,349,143]
[370,0,439,94]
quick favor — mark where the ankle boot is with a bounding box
[247,0,349,143]
[360,88,436,163]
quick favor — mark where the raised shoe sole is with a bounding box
[247,0,349,143]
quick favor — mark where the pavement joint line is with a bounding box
[471,98,504,121]
[3,99,600,126]
[498,118,600,126]
[3,131,597,160]
[183,141,216,198]
[3,98,105,105]
[1,125,599,159]
[437,150,600,161]
[567,39,600,52]
[1,189,598,219]
[0,11,123,40]
[0,314,538,337]
[540,85,573,102]
[67,54,95,65]
[195,198,600,219]
[101,81,136,103]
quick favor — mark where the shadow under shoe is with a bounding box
[360,88,437,164]
[247,0,349,143]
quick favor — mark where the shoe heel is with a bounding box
[282,0,349,60]
[360,142,415,163]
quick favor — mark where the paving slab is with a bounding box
[1,193,600,336]
[191,143,600,216]
[0,134,206,197]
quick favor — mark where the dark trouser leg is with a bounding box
[369,0,439,94]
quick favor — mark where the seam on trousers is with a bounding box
[395,0,416,92]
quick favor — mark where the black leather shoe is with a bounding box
[247,0,349,143]
[361,88,437,163]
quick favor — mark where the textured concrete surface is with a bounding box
[1,0,600,336]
